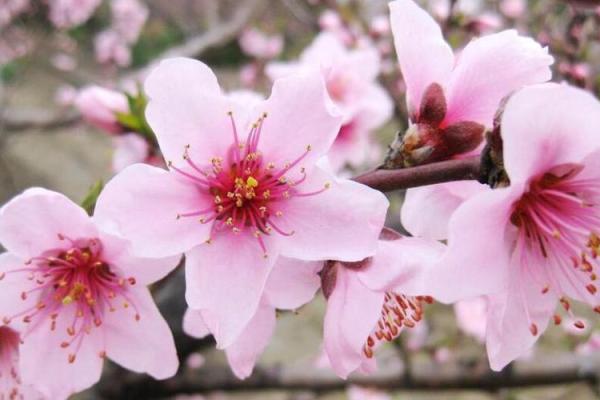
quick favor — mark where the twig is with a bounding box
[353,157,482,192]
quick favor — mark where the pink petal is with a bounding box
[97,231,181,285]
[389,0,454,115]
[324,267,384,378]
[278,167,388,262]
[501,83,600,183]
[19,308,104,399]
[263,257,323,310]
[0,188,97,260]
[0,253,38,322]
[356,237,445,294]
[94,164,213,258]
[258,70,342,174]
[454,297,488,342]
[103,288,178,379]
[144,58,235,165]
[224,302,276,379]
[444,30,553,126]
[112,133,150,172]
[184,231,277,348]
[401,181,489,240]
[485,265,556,371]
[299,32,347,67]
[429,184,525,303]
[183,308,211,339]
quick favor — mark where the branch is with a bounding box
[353,157,482,192]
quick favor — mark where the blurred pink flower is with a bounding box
[54,84,77,106]
[468,12,504,34]
[347,385,391,400]
[239,28,284,59]
[318,9,354,46]
[322,229,443,378]
[267,33,392,170]
[0,0,29,28]
[454,297,487,342]
[239,62,259,87]
[74,85,129,134]
[425,84,600,370]
[185,352,205,369]
[94,58,388,349]
[111,0,148,44]
[0,26,33,64]
[576,332,600,355]
[369,15,390,37]
[184,257,322,379]
[51,52,77,71]
[48,0,101,29]
[94,29,132,67]
[112,133,151,172]
[500,0,526,18]
[0,188,179,398]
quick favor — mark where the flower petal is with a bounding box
[389,0,454,116]
[103,288,179,379]
[278,167,388,262]
[94,164,213,258]
[444,30,553,126]
[263,257,323,310]
[428,184,525,303]
[182,308,211,339]
[0,188,97,260]
[501,83,600,183]
[225,302,276,379]
[401,181,489,240]
[184,231,278,348]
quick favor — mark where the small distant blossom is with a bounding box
[369,15,390,38]
[95,58,388,349]
[0,188,179,398]
[54,84,77,107]
[347,385,391,400]
[184,257,322,379]
[94,29,132,67]
[48,0,101,29]
[425,84,600,370]
[0,0,29,28]
[318,9,354,46]
[0,27,33,65]
[467,12,504,35]
[239,63,259,87]
[74,85,129,134]
[500,0,526,18]
[322,228,443,378]
[267,33,392,170]
[239,28,284,60]
[112,133,154,173]
[50,53,76,71]
[576,332,600,355]
[185,352,205,369]
[111,0,148,44]
[454,297,487,342]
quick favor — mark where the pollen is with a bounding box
[246,176,259,188]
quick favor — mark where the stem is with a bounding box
[353,157,482,192]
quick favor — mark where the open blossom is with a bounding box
[426,84,600,370]
[94,29,132,67]
[0,188,179,398]
[48,0,101,29]
[75,85,129,134]
[111,0,148,44]
[322,228,443,378]
[392,0,552,240]
[238,28,283,60]
[184,257,322,379]
[94,58,388,349]
[266,33,392,170]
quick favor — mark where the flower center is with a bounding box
[0,235,138,364]
[363,293,433,358]
[170,111,330,257]
[510,164,600,335]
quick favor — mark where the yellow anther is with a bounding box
[62,296,74,305]
[263,190,271,199]
[324,182,331,189]
[246,176,259,188]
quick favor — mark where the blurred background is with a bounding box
[2,0,600,399]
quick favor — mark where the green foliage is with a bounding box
[115,88,158,146]
[0,62,18,82]
[81,180,104,216]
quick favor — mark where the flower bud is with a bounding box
[75,86,129,134]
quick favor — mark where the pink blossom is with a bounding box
[51,53,77,71]
[112,133,151,172]
[500,0,526,18]
[0,327,43,399]
[54,84,77,107]
[239,28,284,60]
[576,332,600,355]
[0,27,32,65]
[0,188,180,398]
[322,228,443,378]
[468,13,504,35]
[184,257,322,379]
[94,29,132,67]
[454,297,488,342]
[425,83,600,370]
[267,33,392,170]
[0,0,29,29]
[48,0,101,29]
[318,10,354,46]
[111,0,148,44]
[239,63,259,87]
[94,58,389,348]
[369,15,390,38]
[347,385,391,400]
[74,85,129,134]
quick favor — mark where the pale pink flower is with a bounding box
[266,33,392,170]
[185,352,205,369]
[75,85,129,134]
[239,63,259,87]
[347,385,391,400]
[0,327,44,399]
[184,257,322,379]
[425,83,600,370]
[54,84,77,107]
[0,0,29,29]
[468,13,504,35]
[322,228,443,378]
[239,28,284,60]
[318,10,354,46]
[48,0,101,29]
[0,188,179,398]
[454,297,487,342]
[94,58,389,348]
[112,133,151,173]
[0,27,32,65]
[94,29,132,67]
[392,0,552,239]
[51,53,77,71]
[369,15,390,38]
[111,0,148,44]
[500,0,526,18]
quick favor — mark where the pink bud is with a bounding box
[75,85,129,134]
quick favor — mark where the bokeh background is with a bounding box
[2,0,600,399]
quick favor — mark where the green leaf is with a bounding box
[81,180,105,216]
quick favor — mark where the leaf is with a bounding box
[81,180,104,216]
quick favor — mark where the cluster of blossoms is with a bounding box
[3,0,600,398]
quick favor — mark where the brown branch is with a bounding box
[353,157,482,192]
